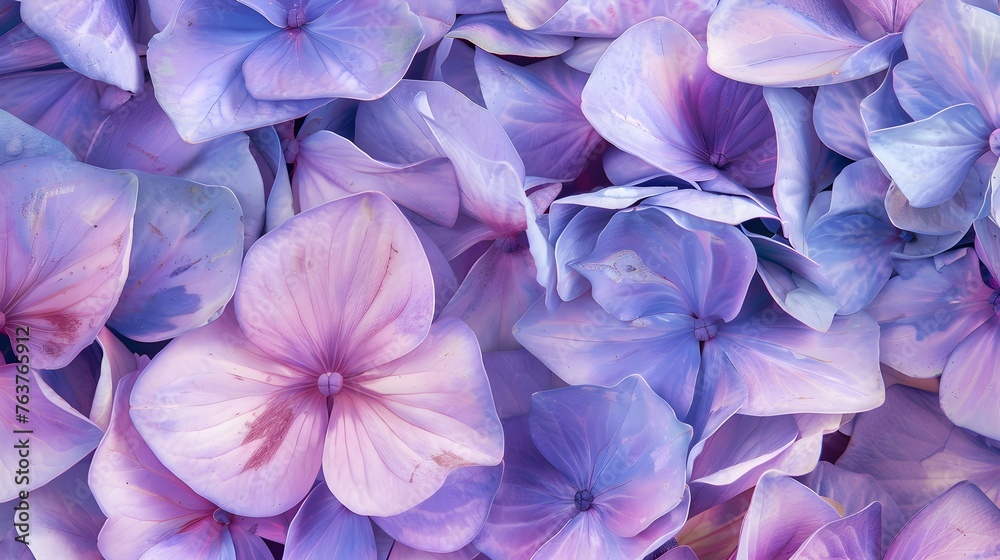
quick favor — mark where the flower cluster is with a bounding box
[2,0,1000,559]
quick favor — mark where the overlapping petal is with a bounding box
[1,158,137,369]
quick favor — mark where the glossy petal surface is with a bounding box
[1,158,137,369]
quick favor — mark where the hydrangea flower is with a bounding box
[475,376,692,559]
[130,192,504,517]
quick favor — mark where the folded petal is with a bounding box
[867,248,994,378]
[790,503,881,560]
[752,236,840,332]
[869,104,992,208]
[503,0,717,39]
[236,192,433,375]
[884,481,1000,559]
[736,471,840,560]
[108,173,242,342]
[129,310,328,517]
[1,158,137,369]
[707,0,899,86]
[476,51,600,182]
[0,368,102,501]
[284,485,376,560]
[327,319,503,516]
[294,131,459,226]
[884,160,989,236]
[446,13,573,57]
[836,385,1000,518]
[19,0,142,92]
[372,465,502,553]
[644,189,776,225]
[414,82,530,236]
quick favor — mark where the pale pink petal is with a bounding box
[129,310,328,517]
[235,192,434,376]
[1,159,137,369]
[325,320,503,516]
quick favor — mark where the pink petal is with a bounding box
[326,320,503,516]
[2,158,137,369]
[235,192,434,376]
[129,310,327,517]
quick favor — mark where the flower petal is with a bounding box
[790,502,882,560]
[85,90,267,252]
[326,319,503,516]
[939,314,1000,439]
[474,416,577,560]
[868,103,991,208]
[581,17,716,182]
[294,131,459,226]
[530,376,691,537]
[129,310,327,517]
[147,0,325,141]
[446,13,573,57]
[27,454,105,560]
[241,0,422,101]
[836,385,1000,518]
[884,481,1000,559]
[0,108,74,163]
[1,158,137,369]
[236,192,433,375]
[514,296,702,419]
[19,0,142,92]
[867,248,994,378]
[108,173,243,342]
[284,485,376,560]
[736,471,840,560]
[717,282,884,415]
[707,0,900,86]
[0,368,102,501]
[440,241,543,352]
[372,465,502,553]
[476,50,600,182]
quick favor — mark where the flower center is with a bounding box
[709,151,729,169]
[991,129,1000,156]
[212,508,232,525]
[574,489,594,512]
[286,7,307,28]
[989,289,1000,313]
[693,318,718,341]
[317,372,344,396]
[0,311,5,331]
